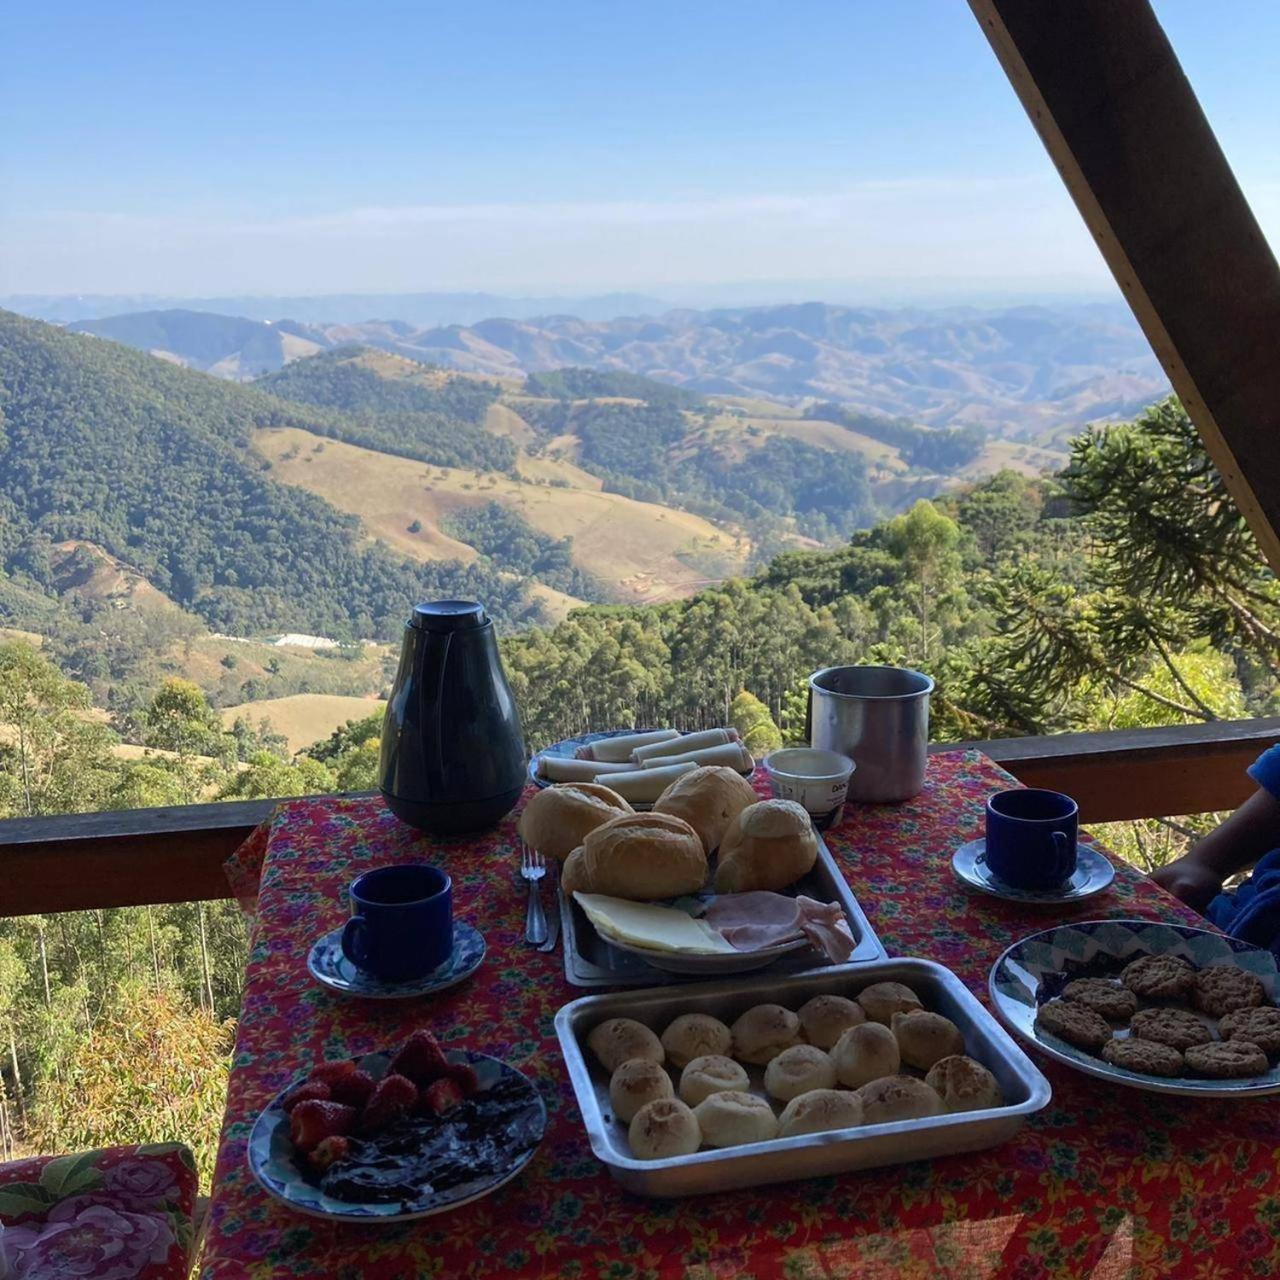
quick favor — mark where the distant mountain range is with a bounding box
[60,300,1166,435]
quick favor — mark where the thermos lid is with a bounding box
[410,600,488,632]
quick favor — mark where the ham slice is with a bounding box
[700,892,855,963]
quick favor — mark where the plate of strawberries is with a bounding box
[247,1029,547,1221]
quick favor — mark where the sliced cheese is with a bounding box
[574,892,737,955]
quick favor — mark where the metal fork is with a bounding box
[520,842,549,946]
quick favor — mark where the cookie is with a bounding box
[1129,1007,1214,1051]
[1192,966,1266,1017]
[1035,999,1112,1050]
[1101,1037,1184,1077]
[1218,1006,1280,1055]
[1062,978,1138,1022]
[1122,953,1195,1000]
[1184,1040,1268,1079]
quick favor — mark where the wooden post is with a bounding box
[969,0,1280,573]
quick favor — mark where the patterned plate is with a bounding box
[248,1048,546,1222]
[989,919,1280,1097]
[307,920,486,999]
[953,839,1115,905]
[529,729,754,808]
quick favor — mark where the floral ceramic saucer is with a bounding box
[307,920,486,999]
[248,1047,545,1222]
[952,838,1115,905]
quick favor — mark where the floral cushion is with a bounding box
[0,1144,197,1280]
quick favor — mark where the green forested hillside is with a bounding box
[0,312,528,639]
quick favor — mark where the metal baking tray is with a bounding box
[554,958,1052,1197]
[557,833,885,987]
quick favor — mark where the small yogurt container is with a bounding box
[762,747,856,828]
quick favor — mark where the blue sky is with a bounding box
[2,0,1276,300]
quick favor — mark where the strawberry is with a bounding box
[289,1100,357,1153]
[308,1135,351,1173]
[388,1030,449,1086]
[441,1061,479,1097]
[308,1059,359,1088]
[359,1073,418,1135]
[419,1077,464,1115]
[327,1068,377,1110]
[281,1079,331,1113]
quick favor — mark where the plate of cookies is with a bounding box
[555,959,1050,1196]
[989,919,1280,1096]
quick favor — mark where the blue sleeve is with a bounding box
[1248,745,1280,801]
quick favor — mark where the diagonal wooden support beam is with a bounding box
[970,0,1280,573]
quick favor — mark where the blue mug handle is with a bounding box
[341,916,370,968]
[1050,830,1072,881]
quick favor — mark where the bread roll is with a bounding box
[678,1054,750,1106]
[832,1021,900,1088]
[628,1097,701,1159]
[778,1088,864,1138]
[661,1013,733,1069]
[518,783,633,861]
[798,994,866,1049]
[925,1055,1004,1113]
[581,729,680,762]
[730,1003,803,1064]
[609,1058,674,1124]
[561,812,707,900]
[633,728,736,764]
[654,766,758,854]
[714,799,818,893]
[858,1075,944,1124]
[763,1044,837,1101]
[892,1010,966,1070]
[857,981,923,1025]
[597,762,698,804]
[693,1090,778,1148]
[587,1018,664,1074]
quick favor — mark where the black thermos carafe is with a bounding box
[379,600,526,834]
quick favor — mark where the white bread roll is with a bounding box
[857,981,924,1025]
[597,762,698,803]
[587,1017,665,1074]
[561,812,707,900]
[653,766,758,855]
[582,729,680,763]
[763,1044,837,1102]
[730,1003,802,1064]
[518,783,633,861]
[714,799,818,893]
[678,1054,750,1106]
[693,1090,778,1148]
[892,1010,966,1071]
[628,1097,701,1159]
[858,1075,943,1124]
[632,728,737,764]
[609,1058,675,1124]
[537,756,636,782]
[661,1013,733,1069]
[925,1055,1004,1113]
[641,742,753,771]
[778,1088,864,1137]
[832,1021,900,1088]
[798,994,866,1049]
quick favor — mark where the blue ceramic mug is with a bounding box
[985,788,1079,890]
[341,864,453,981]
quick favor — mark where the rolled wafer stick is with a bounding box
[576,729,680,762]
[603,761,698,803]
[537,756,637,782]
[639,742,754,771]
[632,727,738,764]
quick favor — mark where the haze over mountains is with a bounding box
[59,299,1166,437]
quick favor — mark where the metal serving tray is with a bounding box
[557,833,885,987]
[554,958,1052,1197]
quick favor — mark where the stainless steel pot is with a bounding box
[808,665,934,802]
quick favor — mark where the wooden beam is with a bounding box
[3,723,1278,916]
[969,0,1280,572]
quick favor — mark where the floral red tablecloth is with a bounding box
[202,750,1280,1279]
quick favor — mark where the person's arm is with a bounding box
[1152,788,1280,911]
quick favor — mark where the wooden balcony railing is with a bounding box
[2,718,1278,919]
